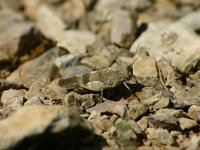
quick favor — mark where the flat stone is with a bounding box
[1,89,26,116]
[86,99,128,115]
[156,108,183,118]
[9,48,60,88]
[0,105,93,149]
[148,114,178,129]
[178,117,197,130]
[153,97,170,110]
[188,105,200,121]
[173,97,200,108]
[111,9,137,48]
[57,30,97,54]
[56,0,86,23]
[112,104,127,117]
[95,0,120,16]
[34,4,66,40]
[1,89,26,106]
[54,53,86,70]
[132,56,158,78]
[142,93,162,106]
[137,146,154,150]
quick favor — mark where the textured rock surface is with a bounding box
[0,9,41,61]
[0,1,200,149]
[0,105,94,149]
[130,11,200,73]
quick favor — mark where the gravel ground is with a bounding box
[0,0,200,149]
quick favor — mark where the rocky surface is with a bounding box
[0,0,200,150]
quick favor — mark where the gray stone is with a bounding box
[143,93,162,106]
[178,117,198,130]
[188,105,200,121]
[148,114,178,129]
[130,11,200,73]
[156,108,183,118]
[9,48,60,88]
[24,96,43,106]
[34,4,66,40]
[57,30,97,54]
[54,53,87,70]
[173,97,200,108]
[0,89,26,116]
[1,89,26,106]
[111,9,137,48]
[86,99,128,116]
[132,56,158,78]
[0,105,93,149]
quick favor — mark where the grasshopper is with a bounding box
[58,45,140,93]
[58,64,133,92]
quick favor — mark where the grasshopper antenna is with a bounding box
[131,43,140,65]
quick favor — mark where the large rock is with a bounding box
[0,9,41,61]
[111,9,137,48]
[0,105,94,149]
[34,4,66,40]
[130,11,200,73]
[57,30,97,53]
[7,48,60,88]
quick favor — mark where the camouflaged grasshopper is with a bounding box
[58,64,133,92]
[58,45,139,92]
